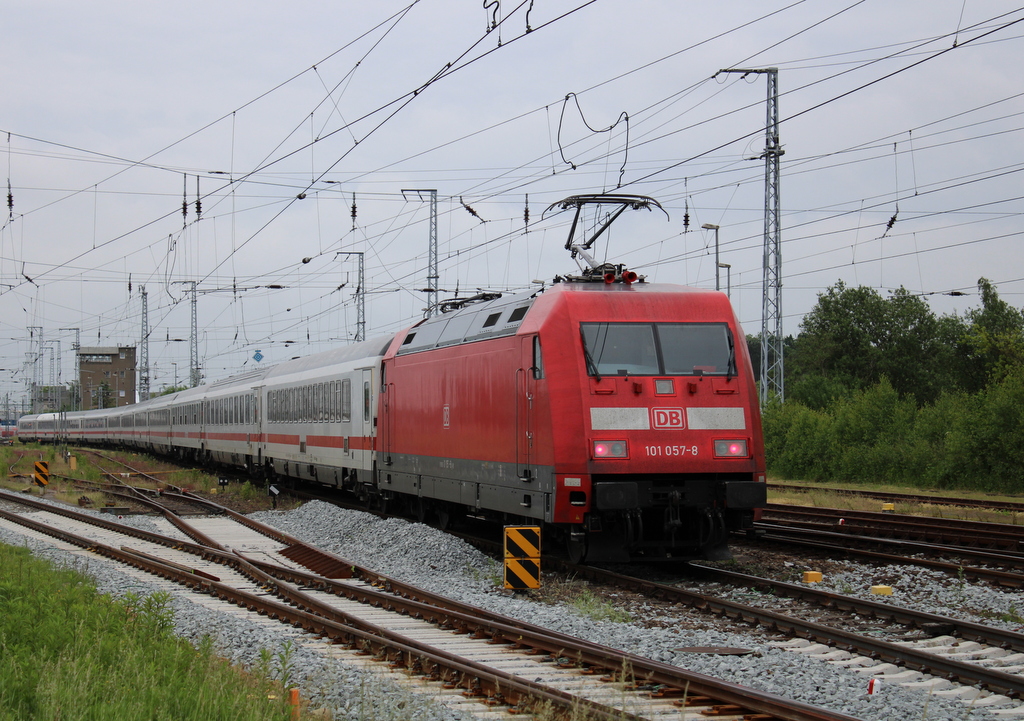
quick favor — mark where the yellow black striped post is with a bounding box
[33,461,49,487]
[503,525,541,590]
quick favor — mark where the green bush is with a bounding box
[764,371,1024,493]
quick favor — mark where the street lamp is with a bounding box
[718,263,732,298]
[701,224,721,292]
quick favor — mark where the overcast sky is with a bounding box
[2,0,1022,400]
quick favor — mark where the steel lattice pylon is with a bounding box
[760,68,784,404]
[402,189,438,317]
[717,67,785,404]
[139,285,150,401]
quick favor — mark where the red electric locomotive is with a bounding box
[377,195,766,562]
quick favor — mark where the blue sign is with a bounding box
[253,350,263,362]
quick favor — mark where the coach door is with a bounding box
[516,335,540,481]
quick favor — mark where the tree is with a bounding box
[158,385,189,397]
[958,278,1024,391]
[787,282,947,406]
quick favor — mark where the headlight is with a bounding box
[714,439,748,457]
[593,440,628,458]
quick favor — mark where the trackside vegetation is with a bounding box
[0,543,294,721]
[759,278,1024,492]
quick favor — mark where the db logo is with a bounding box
[652,408,684,429]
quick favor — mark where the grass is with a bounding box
[2,442,295,512]
[0,543,295,721]
[567,587,633,624]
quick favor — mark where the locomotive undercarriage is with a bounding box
[575,474,766,563]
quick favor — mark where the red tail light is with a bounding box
[714,439,748,457]
[593,440,628,458]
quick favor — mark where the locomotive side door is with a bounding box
[516,335,539,481]
[359,368,373,470]
[380,360,393,466]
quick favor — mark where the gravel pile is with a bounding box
[1,496,1013,720]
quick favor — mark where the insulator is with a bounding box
[524,194,529,228]
[683,212,689,231]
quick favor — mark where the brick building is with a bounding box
[79,346,136,409]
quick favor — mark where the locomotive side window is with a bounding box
[580,322,734,377]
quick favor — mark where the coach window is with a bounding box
[342,379,351,422]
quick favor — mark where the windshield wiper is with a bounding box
[580,330,602,382]
[726,332,737,377]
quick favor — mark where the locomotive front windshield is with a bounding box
[580,322,735,377]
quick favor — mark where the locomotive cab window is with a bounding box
[580,322,735,377]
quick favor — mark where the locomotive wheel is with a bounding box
[413,497,429,524]
[566,535,587,565]
[434,504,451,530]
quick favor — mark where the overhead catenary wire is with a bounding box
[2,3,1022,389]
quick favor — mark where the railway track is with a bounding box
[753,525,1024,588]
[445,526,1024,707]
[560,559,1024,703]
[770,483,1024,514]
[763,504,1024,552]
[0,488,854,721]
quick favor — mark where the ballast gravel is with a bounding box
[0,495,1013,721]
